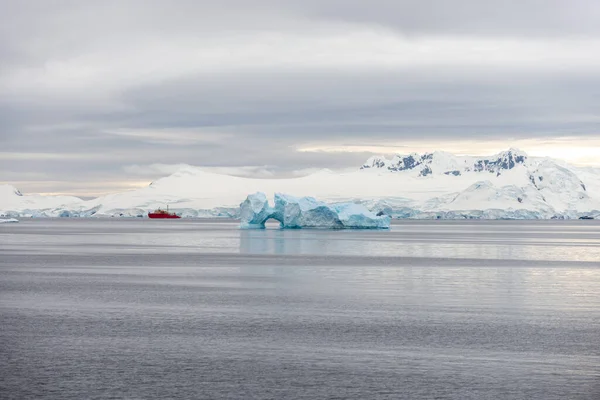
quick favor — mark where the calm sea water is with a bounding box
[1,219,599,399]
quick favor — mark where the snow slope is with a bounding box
[0,185,83,217]
[1,149,599,219]
[358,149,600,216]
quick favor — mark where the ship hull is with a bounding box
[148,213,181,219]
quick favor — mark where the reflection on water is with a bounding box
[3,219,599,262]
[239,221,600,262]
[1,219,599,400]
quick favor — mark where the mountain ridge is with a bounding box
[1,148,599,219]
[362,148,530,176]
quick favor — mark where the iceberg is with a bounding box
[0,218,19,223]
[240,192,391,229]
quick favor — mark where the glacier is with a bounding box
[240,193,391,229]
[1,149,599,220]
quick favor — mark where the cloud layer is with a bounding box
[1,0,599,195]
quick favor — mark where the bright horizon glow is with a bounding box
[297,137,600,167]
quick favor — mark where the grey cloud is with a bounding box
[296,0,600,37]
[1,1,599,195]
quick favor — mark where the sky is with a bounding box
[1,0,600,196]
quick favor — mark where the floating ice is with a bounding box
[0,218,19,223]
[240,192,391,229]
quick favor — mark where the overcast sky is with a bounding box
[1,0,600,195]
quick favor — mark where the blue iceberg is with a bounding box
[240,192,391,229]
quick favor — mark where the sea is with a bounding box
[1,219,599,399]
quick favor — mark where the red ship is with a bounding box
[148,206,181,219]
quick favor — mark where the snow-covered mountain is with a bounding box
[1,149,599,219]
[0,184,82,216]
[362,148,529,176]
[358,148,600,218]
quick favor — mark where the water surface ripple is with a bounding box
[1,219,599,399]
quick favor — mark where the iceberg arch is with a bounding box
[238,192,281,228]
[240,192,391,229]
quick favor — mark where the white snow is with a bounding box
[0,184,83,218]
[240,192,391,229]
[1,148,599,219]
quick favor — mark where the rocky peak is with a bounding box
[388,153,433,172]
[359,148,529,177]
[0,184,23,197]
[472,148,528,175]
[360,155,388,169]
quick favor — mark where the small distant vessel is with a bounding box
[148,205,181,219]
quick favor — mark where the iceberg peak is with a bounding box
[240,192,390,229]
